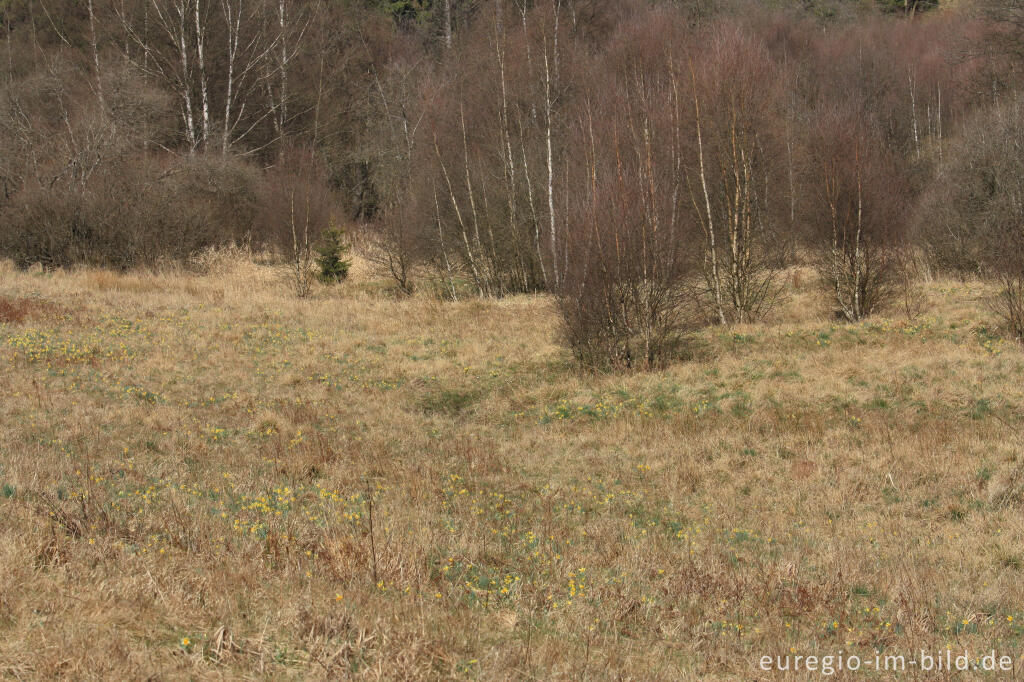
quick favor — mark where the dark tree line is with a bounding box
[3,0,1024,366]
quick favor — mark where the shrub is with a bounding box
[257,147,335,254]
[915,100,1024,339]
[0,155,262,270]
[559,278,696,371]
[802,107,907,321]
[917,100,1024,277]
[557,52,700,370]
[994,277,1024,340]
[286,191,318,299]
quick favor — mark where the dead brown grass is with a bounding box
[1,261,1023,679]
[0,295,65,325]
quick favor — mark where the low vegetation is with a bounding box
[2,258,1024,677]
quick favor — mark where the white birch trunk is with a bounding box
[195,0,209,148]
[543,45,557,287]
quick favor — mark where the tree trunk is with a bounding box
[691,72,727,325]
[443,0,452,49]
[543,44,558,287]
[277,0,288,152]
[195,0,210,149]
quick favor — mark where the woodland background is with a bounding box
[4,0,1024,365]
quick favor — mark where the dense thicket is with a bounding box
[3,0,1024,364]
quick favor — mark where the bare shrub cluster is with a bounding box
[1,153,273,270]
[558,32,699,369]
[917,98,1024,337]
[803,107,909,321]
[383,5,969,365]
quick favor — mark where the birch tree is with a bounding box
[114,0,279,154]
[808,107,905,321]
[685,27,785,325]
[114,0,203,150]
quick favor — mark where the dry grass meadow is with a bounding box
[2,254,1024,679]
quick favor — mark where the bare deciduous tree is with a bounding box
[559,43,698,370]
[685,26,786,325]
[806,107,906,321]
